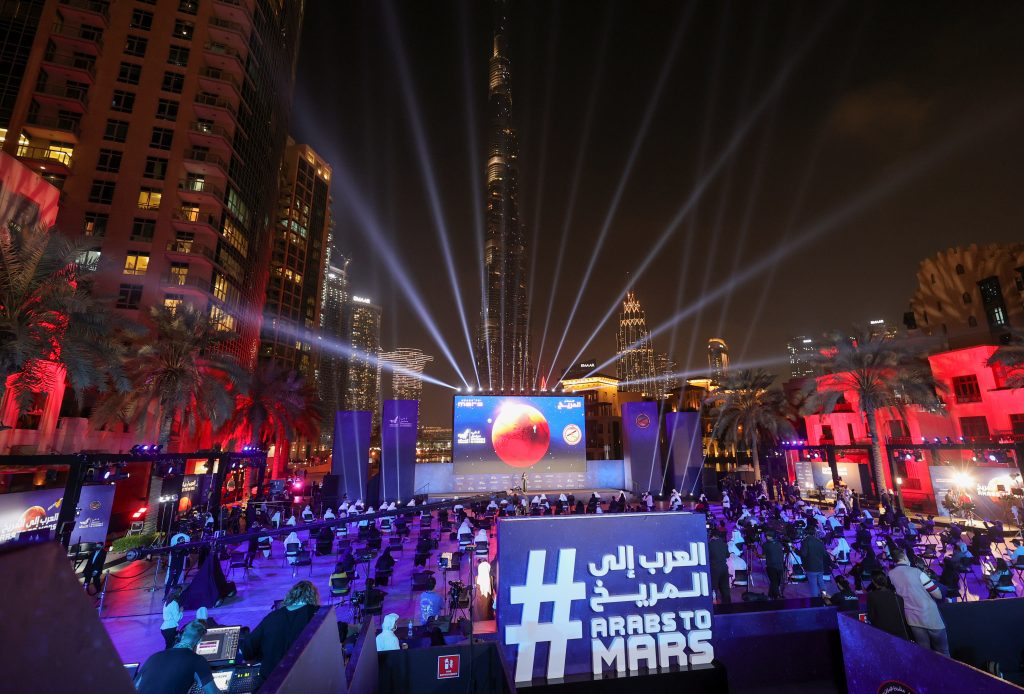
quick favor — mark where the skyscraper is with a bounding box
[344,294,382,432]
[260,138,332,378]
[654,351,679,400]
[616,291,656,396]
[1,0,305,368]
[316,258,348,449]
[0,0,44,131]
[476,0,531,391]
[380,348,433,401]
[787,336,820,378]
[708,338,729,385]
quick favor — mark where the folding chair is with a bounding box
[226,551,250,582]
[329,573,352,605]
[292,549,313,577]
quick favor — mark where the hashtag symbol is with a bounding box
[505,548,586,682]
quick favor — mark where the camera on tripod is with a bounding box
[351,590,366,606]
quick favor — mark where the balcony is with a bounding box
[197,67,241,100]
[15,145,73,173]
[33,83,89,112]
[187,121,232,148]
[57,0,110,26]
[212,0,253,26]
[24,111,81,142]
[207,17,248,54]
[193,92,237,128]
[165,240,218,266]
[49,22,104,53]
[203,41,245,79]
[41,51,96,83]
[182,148,229,177]
[161,271,213,297]
[177,178,224,205]
[171,207,220,236]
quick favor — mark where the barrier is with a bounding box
[838,612,1023,693]
[261,606,346,693]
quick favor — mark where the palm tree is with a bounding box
[219,360,321,478]
[95,304,243,446]
[801,327,944,497]
[987,329,1024,389]
[705,369,795,480]
[0,222,126,414]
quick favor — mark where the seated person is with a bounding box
[364,578,386,611]
[827,575,859,609]
[852,551,884,590]
[937,556,961,599]
[242,581,319,683]
[419,577,444,624]
[376,613,403,652]
[335,550,356,576]
[376,547,396,573]
[854,526,872,553]
[831,537,853,562]
[865,571,908,639]
[1011,539,1024,563]
[987,558,1014,595]
[135,620,217,694]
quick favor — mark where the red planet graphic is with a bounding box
[491,403,550,467]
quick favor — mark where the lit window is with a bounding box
[169,263,189,284]
[137,188,162,210]
[164,294,184,313]
[124,252,150,276]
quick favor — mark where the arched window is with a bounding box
[963,292,971,304]
[956,264,965,275]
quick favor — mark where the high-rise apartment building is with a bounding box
[616,291,656,396]
[708,338,729,385]
[787,335,820,378]
[344,294,381,432]
[316,258,348,449]
[654,351,678,400]
[379,348,433,401]
[476,0,532,391]
[0,0,44,130]
[1,0,305,368]
[260,138,332,377]
[906,243,1024,349]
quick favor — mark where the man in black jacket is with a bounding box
[708,529,731,604]
[763,532,786,599]
[242,581,319,683]
[799,531,829,599]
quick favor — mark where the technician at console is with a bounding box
[241,580,319,683]
[135,621,218,694]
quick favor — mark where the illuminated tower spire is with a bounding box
[617,290,656,396]
[476,0,532,391]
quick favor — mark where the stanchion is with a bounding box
[97,570,110,616]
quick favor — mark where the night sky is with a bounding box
[291,1,1024,426]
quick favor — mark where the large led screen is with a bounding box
[453,395,586,474]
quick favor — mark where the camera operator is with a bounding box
[763,531,786,599]
[419,576,444,624]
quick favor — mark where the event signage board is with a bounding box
[621,401,663,493]
[332,410,373,504]
[452,395,586,491]
[74,484,116,544]
[0,485,116,547]
[496,513,714,683]
[381,399,419,502]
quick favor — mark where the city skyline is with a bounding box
[288,2,1024,425]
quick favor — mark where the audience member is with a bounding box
[242,580,320,683]
[419,577,443,624]
[887,550,949,656]
[161,587,184,649]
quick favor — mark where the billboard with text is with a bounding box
[497,513,714,683]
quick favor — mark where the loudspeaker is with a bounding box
[321,474,340,509]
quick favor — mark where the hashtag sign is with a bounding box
[505,548,586,682]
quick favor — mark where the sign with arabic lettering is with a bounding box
[496,512,714,684]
